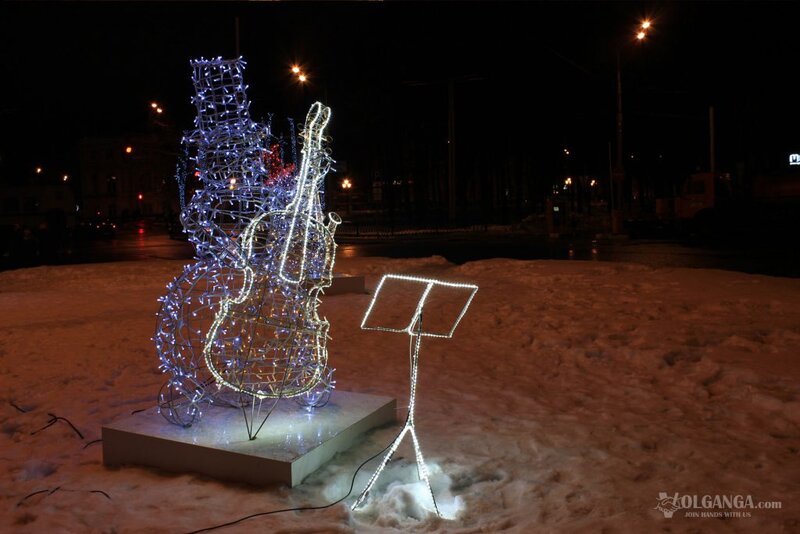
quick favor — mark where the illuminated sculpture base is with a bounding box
[102,391,395,487]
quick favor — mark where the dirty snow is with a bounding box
[1,256,799,533]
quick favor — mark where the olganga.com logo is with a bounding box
[654,492,782,519]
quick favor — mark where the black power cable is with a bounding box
[186,429,402,534]
[17,487,111,507]
[30,413,84,439]
[83,438,103,449]
[9,401,28,413]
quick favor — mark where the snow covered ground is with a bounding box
[1,256,799,533]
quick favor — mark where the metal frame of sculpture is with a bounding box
[154,57,338,438]
[203,102,340,439]
[352,274,478,517]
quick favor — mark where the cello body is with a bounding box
[203,102,340,405]
[154,59,338,429]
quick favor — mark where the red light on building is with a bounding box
[137,193,143,201]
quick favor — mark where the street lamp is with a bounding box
[290,63,327,102]
[341,178,353,214]
[403,74,483,224]
[636,20,651,41]
[290,65,307,83]
[612,18,652,231]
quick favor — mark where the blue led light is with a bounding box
[154,58,339,436]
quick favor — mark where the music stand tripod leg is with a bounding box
[352,425,410,510]
[409,425,441,516]
[406,314,441,514]
[353,313,442,517]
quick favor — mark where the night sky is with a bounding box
[2,1,799,186]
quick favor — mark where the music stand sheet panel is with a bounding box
[362,274,479,338]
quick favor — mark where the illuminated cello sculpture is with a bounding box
[203,102,340,439]
[154,57,327,429]
[155,57,272,427]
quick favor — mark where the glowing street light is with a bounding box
[291,62,328,102]
[150,102,158,109]
[291,65,307,82]
[35,167,42,174]
[341,178,353,213]
[613,17,654,232]
[636,19,652,40]
[62,174,69,182]
[125,146,133,154]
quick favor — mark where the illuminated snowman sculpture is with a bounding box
[154,58,338,437]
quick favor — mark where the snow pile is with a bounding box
[1,257,799,532]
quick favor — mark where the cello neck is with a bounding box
[279,102,331,283]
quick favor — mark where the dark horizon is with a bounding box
[2,2,800,191]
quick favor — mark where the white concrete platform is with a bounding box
[102,391,395,487]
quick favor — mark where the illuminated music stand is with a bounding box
[352,274,478,517]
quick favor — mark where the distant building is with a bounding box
[0,171,77,267]
[0,175,76,228]
[78,135,176,220]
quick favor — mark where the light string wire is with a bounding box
[352,273,478,516]
[351,311,440,516]
[184,432,401,534]
[154,57,339,434]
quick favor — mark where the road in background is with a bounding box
[3,225,798,279]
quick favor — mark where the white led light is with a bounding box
[277,102,332,285]
[353,274,478,517]
[361,274,479,338]
[154,58,339,437]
